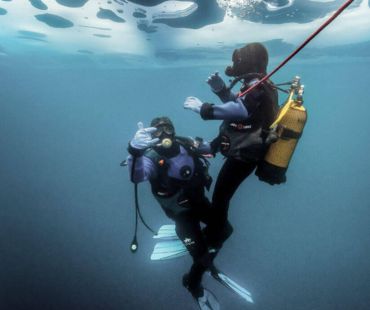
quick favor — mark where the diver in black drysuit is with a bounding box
[184,42,279,249]
[127,117,226,305]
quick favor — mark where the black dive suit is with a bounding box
[200,76,279,248]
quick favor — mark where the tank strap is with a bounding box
[279,126,302,140]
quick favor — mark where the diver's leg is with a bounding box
[195,193,230,252]
[175,214,206,261]
[175,213,215,298]
[207,158,257,248]
[187,190,222,252]
[195,193,212,225]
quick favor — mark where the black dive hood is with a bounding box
[225,42,269,78]
[150,116,180,157]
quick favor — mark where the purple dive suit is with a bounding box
[128,136,221,297]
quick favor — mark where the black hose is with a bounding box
[227,73,265,91]
[129,154,156,253]
[228,74,290,94]
[130,156,139,253]
[135,182,156,235]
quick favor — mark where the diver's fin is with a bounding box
[150,239,188,260]
[153,224,177,240]
[208,266,253,304]
[196,288,220,310]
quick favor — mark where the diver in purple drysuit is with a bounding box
[184,42,279,250]
[127,116,229,306]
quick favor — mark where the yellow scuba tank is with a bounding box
[256,76,307,185]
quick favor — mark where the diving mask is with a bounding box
[152,123,175,149]
[152,123,175,138]
[225,48,243,77]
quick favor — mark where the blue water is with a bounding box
[1,55,370,310]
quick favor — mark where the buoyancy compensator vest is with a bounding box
[218,75,279,162]
[145,136,212,198]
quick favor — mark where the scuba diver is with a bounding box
[127,116,221,309]
[183,42,280,249]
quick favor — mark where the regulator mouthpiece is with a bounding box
[161,138,173,149]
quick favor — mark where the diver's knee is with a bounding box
[203,221,233,249]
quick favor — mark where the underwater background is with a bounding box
[1,1,370,310]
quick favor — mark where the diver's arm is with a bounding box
[184,97,249,121]
[184,96,248,120]
[127,154,156,183]
[207,72,237,103]
[200,97,249,121]
[201,78,264,120]
[214,87,238,103]
[127,121,159,183]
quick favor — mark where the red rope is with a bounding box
[238,0,355,98]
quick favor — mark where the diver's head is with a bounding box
[150,116,176,150]
[225,42,269,77]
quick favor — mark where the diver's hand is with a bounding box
[184,96,203,113]
[130,122,160,150]
[207,71,225,93]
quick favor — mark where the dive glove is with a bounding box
[206,71,225,93]
[130,122,160,150]
[184,96,203,113]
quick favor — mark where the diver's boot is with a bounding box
[206,263,254,304]
[182,262,206,297]
[183,273,220,310]
[182,272,204,298]
[207,262,218,277]
[196,289,220,310]
[186,247,219,291]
